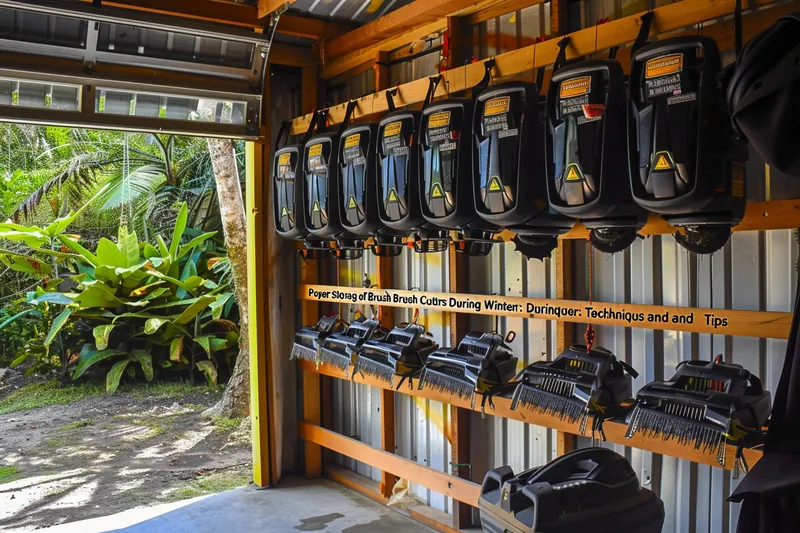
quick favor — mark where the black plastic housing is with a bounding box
[629,37,748,225]
[304,132,346,239]
[337,123,384,247]
[478,448,665,533]
[273,144,309,241]
[545,60,647,235]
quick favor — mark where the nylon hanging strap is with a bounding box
[553,37,570,73]
[734,0,742,56]
[423,75,442,108]
[474,58,496,93]
[275,120,291,152]
[339,100,359,134]
[385,87,398,112]
[631,11,654,57]
[316,108,328,134]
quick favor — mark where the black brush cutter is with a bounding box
[290,314,345,363]
[510,344,637,436]
[625,357,771,467]
[418,331,518,411]
[352,322,439,387]
[478,447,665,533]
[318,316,387,376]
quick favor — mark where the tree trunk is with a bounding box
[203,137,250,418]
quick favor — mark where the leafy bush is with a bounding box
[0,201,238,392]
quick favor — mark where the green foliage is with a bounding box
[168,468,250,501]
[211,416,241,433]
[0,380,105,415]
[0,466,20,484]
[59,419,93,430]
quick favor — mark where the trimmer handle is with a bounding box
[520,447,617,486]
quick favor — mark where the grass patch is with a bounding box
[0,466,20,484]
[212,416,241,433]
[130,418,167,440]
[0,381,104,415]
[168,469,250,501]
[121,382,220,401]
[60,419,93,430]
[46,436,74,448]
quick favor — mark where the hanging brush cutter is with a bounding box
[317,315,387,376]
[290,314,345,363]
[510,344,637,436]
[625,357,771,467]
[352,321,439,388]
[418,331,518,412]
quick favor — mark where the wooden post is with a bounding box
[374,51,390,95]
[550,0,567,36]
[446,16,465,70]
[301,65,319,115]
[555,239,575,456]
[246,138,272,487]
[449,247,472,528]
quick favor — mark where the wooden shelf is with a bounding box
[298,360,764,472]
[298,284,793,340]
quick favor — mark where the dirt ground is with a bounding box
[0,369,251,531]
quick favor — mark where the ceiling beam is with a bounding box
[278,15,353,40]
[270,43,318,67]
[258,0,296,19]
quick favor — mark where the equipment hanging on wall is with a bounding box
[629,34,748,254]
[720,1,800,178]
[417,331,518,411]
[290,314,345,363]
[474,80,573,260]
[510,344,637,435]
[337,119,395,256]
[317,314,387,375]
[352,319,439,388]
[478,447,665,533]
[625,357,771,467]
[273,116,330,258]
[419,61,502,256]
[304,102,365,259]
[545,38,647,254]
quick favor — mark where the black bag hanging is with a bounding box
[721,0,800,178]
[473,76,573,261]
[374,87,431,254]
[545,38,648,254]
[304,102,362,259]
[273,113,329,258]
[629,34,748,254]
[418,61,502,256]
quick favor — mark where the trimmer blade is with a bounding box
[290,343,318,363]
[317,346,353,375]
[511,384,590,431]
[352,355,396,385]
[418,368,476,408]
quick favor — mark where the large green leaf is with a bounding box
[170,336,184,362]
[144,317,169,335]
[94,265,120,284]
[195,335,211,358]
[93,324,115,350]
[10,351,32,368]
[106,359,129,394]
[58,235,99,266]
[29,292,73,305]
[176,258,197,300]
[73,349,127,379]
[196,360,218,386]
[177,231,216,260]
[169,202,188,259]
[0,252,53,276]
[209,292,233,320]
[0,308,41,331]
[117,225,140,267]
[74,286,122,308]
[146,270,190,292]
[182,276,207,293]
[156,235,169,258]
[0,230,48,248]
[43,183,111,239]
[44,308,72,356]
[174,295,215,324]
[96,238,127,268]
[210,337,228,351]
[131,350,154,381]
[129,281,166,298]
[142,243,160,260]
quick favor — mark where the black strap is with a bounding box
[385,87,398,112]
[734,0,743,56]
[618,359,639,379]
[275,120,291,152]
[608,46,619,60]
[475,58,496,93]
[316,108,328,134]
[339,100,359,134]
[631,11,654,57]
[553,37,570,73]
[423,75,442,108]
[535,67,545,89]
[301,111,319,144]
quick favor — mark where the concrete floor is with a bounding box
[43,478,438,533]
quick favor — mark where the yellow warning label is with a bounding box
[488,177,502,191]
[280,206,288,217]
[383,121,402,138]
[308,144,323,157]
[348,196,357,209]
[484,97,510,117]
[344,134,360,149]
[431,183,444,198]
[388,189,399,202]
[645,53,683,79]
[731,162,745,198]
[312,200,320,212]
[428,111,451,129]
[560,76,592,99]
[278,153,291,165]
[653,152,674,171]
[565,164,582,181]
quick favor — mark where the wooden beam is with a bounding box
[554,239,575,457]
[246,139,271,487]
[299,422,483,505]
[299,360,764,472]
[270,43,318,67]
[299,284,794,340]
[301,65,319,115]
[259,0,295,19]
[278,15,352,40]
[550,0,567,36]
[301,259,323,478]
[292,0,785,133]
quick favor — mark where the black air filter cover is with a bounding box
[273,143,308,241]
[629,36,748,254]
[304,133,345,239]
[545,59,647,252]
[338,123,382,238]
[479,447,665,533]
